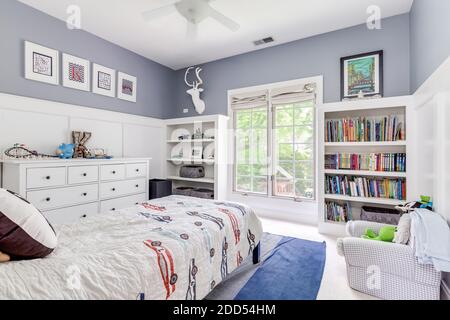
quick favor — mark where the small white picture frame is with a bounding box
[117,72,137,102]
[192,146,203,160]
[24,41,59,85]
[62,53,90,91]
[92,63,116,97]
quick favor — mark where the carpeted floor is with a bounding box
[206,233,326,300]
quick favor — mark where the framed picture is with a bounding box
[24,41,59,85]
[62,53,90,91]
[192,146,203,160]
[341,50,383,100]
[117,72,137,102]
[92,64,116,97]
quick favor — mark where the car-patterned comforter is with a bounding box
[0,195,262,300]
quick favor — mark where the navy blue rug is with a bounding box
[234,236,326,300]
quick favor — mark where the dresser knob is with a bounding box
[45,197,51,202]
[82,214,87,218]
[82,173,87,177]
[111,208,116,211]
[135,202,139,205]
[112,188,116,191]
[112,171,116,174]
[135,169,139,172]
[82,193,87,196]
[135,184,139,188]
[45,176,51,180]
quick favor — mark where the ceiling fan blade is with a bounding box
[186,21,198,40]
[207,7,240,32]
[142,1,179,21]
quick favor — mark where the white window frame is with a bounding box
[228,76,323,203]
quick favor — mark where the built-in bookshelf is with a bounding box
[318,97,413,236]
[164,115,228,200]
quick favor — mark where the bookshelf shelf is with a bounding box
[324,169,407,178]
[324,141,406,147]
[167,139,215,143]
[167,158,215,164]
[324,194,406,206]
[318,97,413,236]
[167,176,215,184]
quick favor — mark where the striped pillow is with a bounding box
[0,189,57,260]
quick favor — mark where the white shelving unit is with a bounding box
[324,169,407,178]
[164,115,229,200]
[318,96,415,236]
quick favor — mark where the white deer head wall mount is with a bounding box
[185,67,205,114]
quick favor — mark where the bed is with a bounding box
[0,195,262,300]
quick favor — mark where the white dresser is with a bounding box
[0,158,150,225]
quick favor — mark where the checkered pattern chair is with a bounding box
[337,220,442,300]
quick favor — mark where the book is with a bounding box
[325,175,406,200]
[325,115,405,142]
[324,153,406,172]
[325,201,352,223]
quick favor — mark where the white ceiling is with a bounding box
[18,0,414,70]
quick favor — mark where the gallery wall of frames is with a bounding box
[24,41,137,103]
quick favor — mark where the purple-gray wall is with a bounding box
[3,1,447,120]
[171,14,411,118]
[410,0,450,92]
[0,0,175,119]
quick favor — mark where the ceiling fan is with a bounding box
[142,0,240,38]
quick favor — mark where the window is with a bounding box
[235,106,268,194]
[273,100,315,199]
[232,82,316,200]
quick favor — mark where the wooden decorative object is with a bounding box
[72,131,92,158]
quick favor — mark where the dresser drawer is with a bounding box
[27,184,99,210]
[126,163,147,178]
[44,202,99,225]
[100,194,146,213]
[100,164,125,181]
[68,166,99,185]
[100,178,146,199]
[27,167,66,189]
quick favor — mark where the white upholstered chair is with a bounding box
[337,220,442,300]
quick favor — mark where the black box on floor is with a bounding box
[149,179,172,200]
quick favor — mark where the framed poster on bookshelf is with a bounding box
[341,51,383,100]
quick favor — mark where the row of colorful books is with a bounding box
[325,201,352,223]
[325,115,405,142]
[325,153,406,172]
[325,175,406,200]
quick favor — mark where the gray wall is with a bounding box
[171,14,411,118]
[0,0,175,119]
[410,0,450,92]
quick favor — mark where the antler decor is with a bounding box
[185,67,206,114]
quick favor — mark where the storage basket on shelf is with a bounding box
[361,206,401,225]
[173,187,195,197]
[180,165,205,179]
[190,188,214,199]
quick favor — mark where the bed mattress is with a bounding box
[0,195,262,300]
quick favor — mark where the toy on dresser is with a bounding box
[56,143,74,159]
[3,143,57,159]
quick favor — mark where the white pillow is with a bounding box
[394,214,411,245]
[0,189,57,260]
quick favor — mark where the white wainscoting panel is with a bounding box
[123,124,164,178]
[70,118,123,157]
[0,93,165,181]
[0,109,68,155]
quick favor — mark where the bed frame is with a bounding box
[252,243,261,264]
